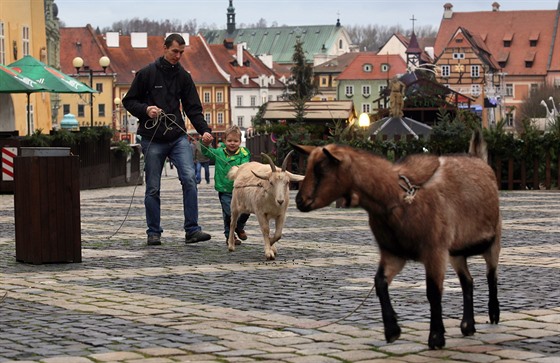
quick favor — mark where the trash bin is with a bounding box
[14,147,81,264]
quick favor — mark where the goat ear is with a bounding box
[291,143,314,155]
[323,147,341,164]
[286,172,305,182]
[252,169,270,180]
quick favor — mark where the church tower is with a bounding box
[227,0,236,34]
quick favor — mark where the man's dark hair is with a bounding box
[164,33,186,47]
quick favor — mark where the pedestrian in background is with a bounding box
[194,138,211,184]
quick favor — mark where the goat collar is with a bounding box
[398,174,419,204]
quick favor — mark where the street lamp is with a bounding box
[72,56,111,127]
[358,112,371,141]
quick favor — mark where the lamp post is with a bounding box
[72,56,110,127]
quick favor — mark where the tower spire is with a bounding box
[227,0,236,34]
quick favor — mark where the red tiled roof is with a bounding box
[435,9,559,75]
[207,43,284,89]
[60,27,229,85]
[336,53,406,81]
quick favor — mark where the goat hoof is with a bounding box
[384,325,401,343]
[489,304,500,324]
[428,332,445,350]
[460,320,476,336]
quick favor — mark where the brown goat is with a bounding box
[292,131,501,349]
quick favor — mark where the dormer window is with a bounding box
[503,32,513,47]
[529,31,539,47]
[363,63,373,72]
[525,51,535,68]
[381,64,390,72]
[240,75,249,85]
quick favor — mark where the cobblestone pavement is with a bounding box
[1,168,559,363]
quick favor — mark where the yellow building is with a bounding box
[0,0,52,135]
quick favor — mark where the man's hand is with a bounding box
[146,106,161,119]
[201,132,214,146]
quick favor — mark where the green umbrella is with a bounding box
[0,64,49,93]
[9,55,96,94]
[0,64,51,135]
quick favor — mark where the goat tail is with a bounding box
[227,166,239,180]
[469,129,488,163]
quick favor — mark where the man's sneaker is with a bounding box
[235,229,248,241]
[147,234,161,246]
[185,230,211,244]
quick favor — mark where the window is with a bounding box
[237,116,244,127]
[78,104,85,117]
[262,96,267,104]
[98,104,105,117]
[216,91,223,103]
[362,103,371,113]
[339,39,343,49]
[22,26,30,56]
[250,96,256,106]
[236,95,243,106]
[470,65,480,78]
[505,83,513,97]
[363,63,372,72]
[217,112,224,125]
[530,40,537,47]
[203,92,211,103]
[95,83,103,93]
[379,85,387,95]
[471,84,481,97]
[525,61,533,68]
[0,22,5,65]
[381,64,389,72]
[321,76,328,86]
[205,112,211,123]
[345,85,354,96]
[506,112,514,127]
[452,53,465,59]
[504,40,511,47]
[441,65,450,77]
[63,104,70,115]
[530,83,539,95]
[362,85,371,96]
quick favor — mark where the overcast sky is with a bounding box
[55,0,559,30]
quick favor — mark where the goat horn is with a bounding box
[281,150,294,171]
[261,153,276,172]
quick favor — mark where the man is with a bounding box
[123,33,213,246]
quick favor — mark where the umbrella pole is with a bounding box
[27,92,31,136]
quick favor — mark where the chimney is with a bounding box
[237,43,244,66]
[106,32,119,47]
[131,32,147,48]
[492,2,500,11]
[443,3,453,19]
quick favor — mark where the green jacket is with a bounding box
[202,145,251,193]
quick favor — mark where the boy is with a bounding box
[201,125,251,244]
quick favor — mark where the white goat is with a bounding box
[227,151,304,260]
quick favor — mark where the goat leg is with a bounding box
[426,271,446,349]
[451,257,476,336]
[487,266,500,324]
[257,214,275,260]
[374,265,401,343]
[270,214,286,244]
[227,209,240,252]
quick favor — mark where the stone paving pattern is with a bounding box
[1,167,559,363]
